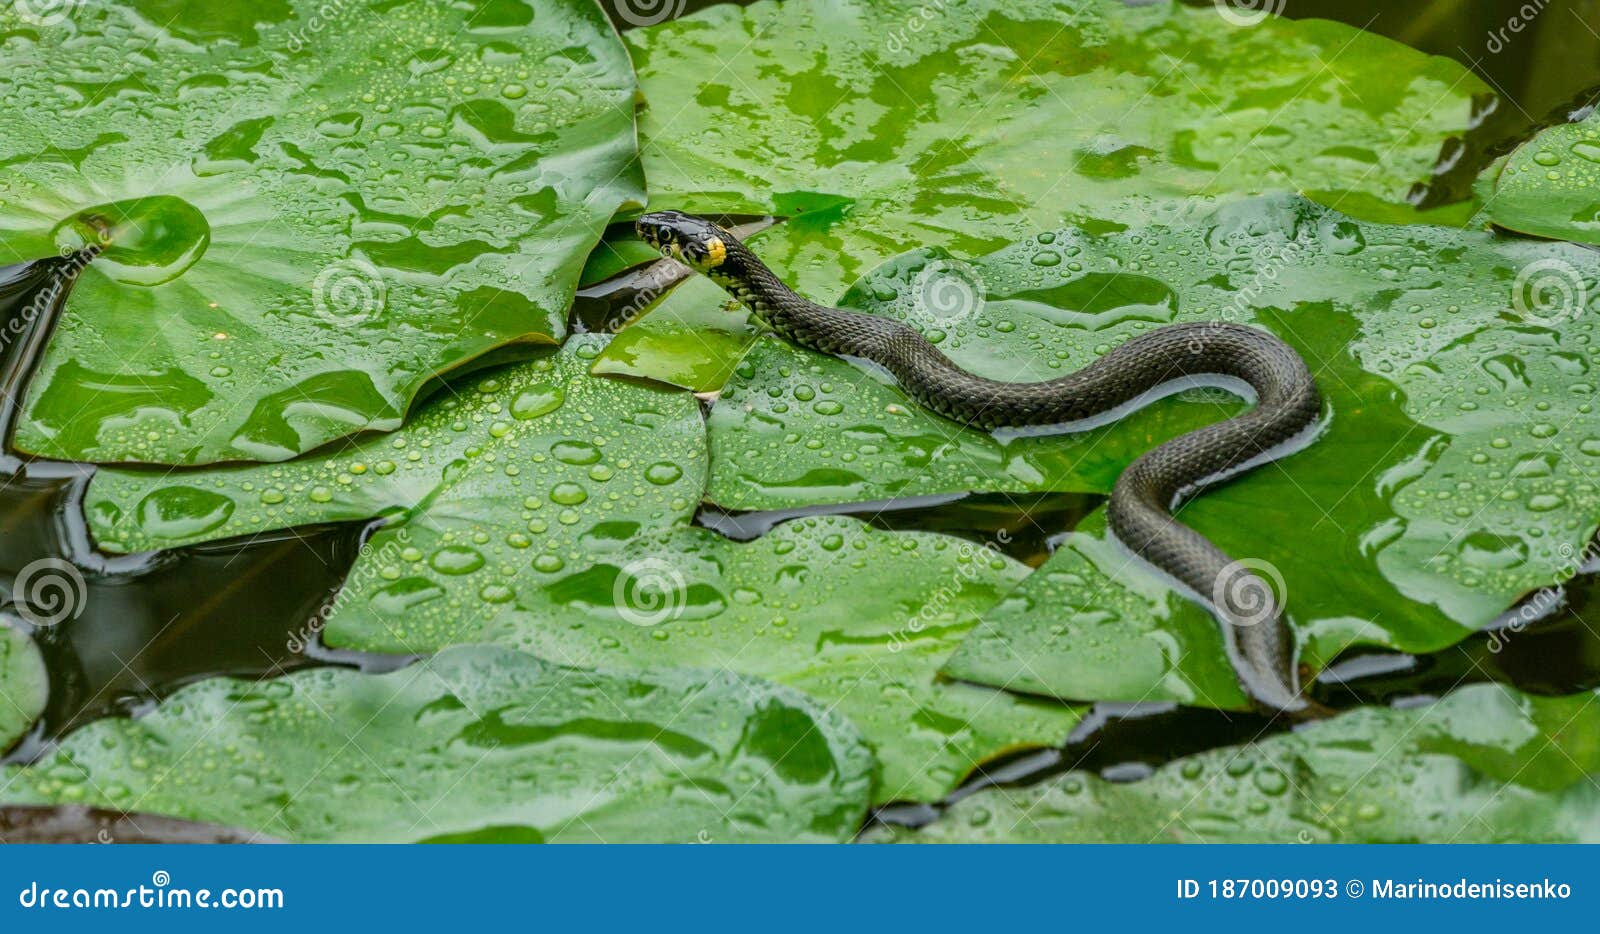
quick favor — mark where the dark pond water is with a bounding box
[5,0,1600,837]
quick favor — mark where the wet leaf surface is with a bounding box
[1483,109,1600,244]
[596,0,1485,390]
[87,347,1076,802]
[589,273,757,392]
[343,514,1080,804]
[707,194,1600,707]
[867,684,1600,843]
[4,645,875,843]
[87,336,707,650]
[0,624,46,754]
[4,0,1594,844]
[0,0,642,465]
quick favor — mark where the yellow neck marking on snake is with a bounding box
[704,237,727,267]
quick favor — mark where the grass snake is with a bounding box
[637,211,1326,717]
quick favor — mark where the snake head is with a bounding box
[635,211,731,274]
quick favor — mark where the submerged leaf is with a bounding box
[597,0,1485,390]
[0,0,643,465]
[869,684,1600,843]
[3,645,875,843]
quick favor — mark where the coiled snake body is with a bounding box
[637,211,1324,716]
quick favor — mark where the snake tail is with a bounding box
[636,211,1326,717]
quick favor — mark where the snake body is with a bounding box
[636,211,1324,716]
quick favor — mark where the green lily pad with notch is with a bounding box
[1483,109,1600,244]
[85,335,707,655]
[329,514,1082,805]
[589,272,757,392]
[867,683,1600,843]
[594,0,1486,391]
[710,194,1600,707]
[0,624,46,754]
[0,0,643,465]
[1,645,875,843]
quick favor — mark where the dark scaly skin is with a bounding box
[636,211,1326,717]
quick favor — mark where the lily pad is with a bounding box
[333,514,1082,804]
[709,194,1600,706]
[0,623,46,753]
[0,0,643,465]
[589,273,757,391]
[86,336,706,654]
[1483,109,1600,244]
[868,684,1600,843]
[86,336,1077,800]
[596,0,1485,389]
[2,645,875,843]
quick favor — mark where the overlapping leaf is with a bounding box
[0,624,45,753]
[89,360,1076,802]
[1483,109,1600,244]
[0,0,642,465]
[868,684,1600,843]
[87,336,707,658]
[3,645,875,843]
[330,514,1081,804]
[706,194,1600,706]
[596,0,1485,390]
